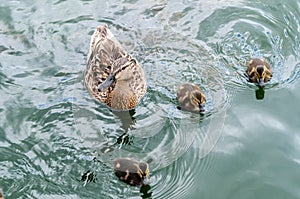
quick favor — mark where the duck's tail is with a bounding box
[89,24,108,50]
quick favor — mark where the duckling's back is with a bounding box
[177,83,206,112]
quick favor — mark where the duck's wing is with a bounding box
[86,24,126,71]
[129,58,147,100]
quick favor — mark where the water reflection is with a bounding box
[255,87,265,100]
[1,0,300,198]
[140,184,152,199]
[81,170,97,185]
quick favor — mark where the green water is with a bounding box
[0,0,300,198]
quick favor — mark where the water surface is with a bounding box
[0,0,300,198]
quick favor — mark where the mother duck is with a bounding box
[85,24,147,111]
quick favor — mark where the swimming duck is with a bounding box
[246,58,272,87]
[85,24,147,111]
[177,83,206,112]
[113,157,149,186]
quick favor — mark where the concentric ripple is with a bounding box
[196,1,300,93]
[72,23,229,198]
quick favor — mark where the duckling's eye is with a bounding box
[249,72,255,78]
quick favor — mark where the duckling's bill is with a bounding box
[258,77,264,87]
[199,103,205,112]
[142,175,148,185]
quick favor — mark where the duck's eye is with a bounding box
[106,73,115,81]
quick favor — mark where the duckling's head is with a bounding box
[247,58,272,87]
[113,158,150,186]
[193,90,206,112]
[177,83,206,112]
[138,162,149,185]
[248,64,268,87]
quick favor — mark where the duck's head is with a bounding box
[247,58,272,87]
[98,66,135,109]
[98,58,133,92]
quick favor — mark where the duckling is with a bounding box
[177,83,206,112]
[113,157,149,186]
[0,189,4,199]
[246,58,272,87]
[85,24,147,111]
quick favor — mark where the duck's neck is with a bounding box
[110,81,137,110]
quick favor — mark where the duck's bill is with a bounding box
[98,73,115,92]
[258,78,264,87]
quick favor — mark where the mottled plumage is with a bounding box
[85,24,147,111]
[177,83,206,112]
[246,58,272,87]
[113,157,149,186]
[0,189,4,199]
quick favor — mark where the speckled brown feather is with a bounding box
[177,83,206,112]
[85,24,146,110]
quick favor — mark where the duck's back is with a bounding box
[85,25,147,110]
[85,25,125,101]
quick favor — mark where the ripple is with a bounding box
[152,158,195,199]
[72,24,228,198]
[2,0,300,198]
[74,25,227,156]
[194,2,300,93]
